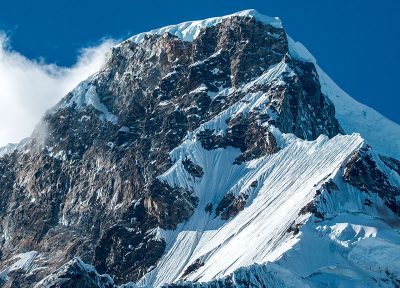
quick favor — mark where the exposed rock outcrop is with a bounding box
[215,193,249,220]
[344,147,400,215]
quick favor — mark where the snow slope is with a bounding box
[138,132,364,287]
[0,251,40,281]
[274,170,400,287]
[137,130,400,287]
[286,36,400,159]
[317,67,400,160]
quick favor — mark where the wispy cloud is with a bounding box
[0,32,116,147]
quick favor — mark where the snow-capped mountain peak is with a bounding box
[127,9,282,44]
[0,9,399,288]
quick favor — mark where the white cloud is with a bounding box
[0,32,116,147]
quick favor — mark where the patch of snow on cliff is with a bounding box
[58,76,118,124]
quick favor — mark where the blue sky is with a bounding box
[0,0,399,144]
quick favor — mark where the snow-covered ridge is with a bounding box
[0,138,29,158]
[139,133,364,287]
[127,9,282,44]
[286,31,400,159]
[139,128,400,287]
[316,66,400,159]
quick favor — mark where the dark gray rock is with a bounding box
[215,193,249,220]
[344,147,400,216]
[182,158,204,178]
[380,155,400,176]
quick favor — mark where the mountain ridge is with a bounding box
[0,9,399,288]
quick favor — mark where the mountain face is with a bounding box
[0,9,400,288]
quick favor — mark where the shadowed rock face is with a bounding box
[93,225,165,283]
[0,15,344,286]
[196,114,280,164]
[344,147,400,216]
[216,193,249,220]
[182,158,204,178]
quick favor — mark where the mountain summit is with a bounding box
[0,10,399,288]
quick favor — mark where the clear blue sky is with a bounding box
[1,0,399,124]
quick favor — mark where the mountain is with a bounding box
[0,9,399,288]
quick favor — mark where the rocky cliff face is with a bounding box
[0,10,399,288]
